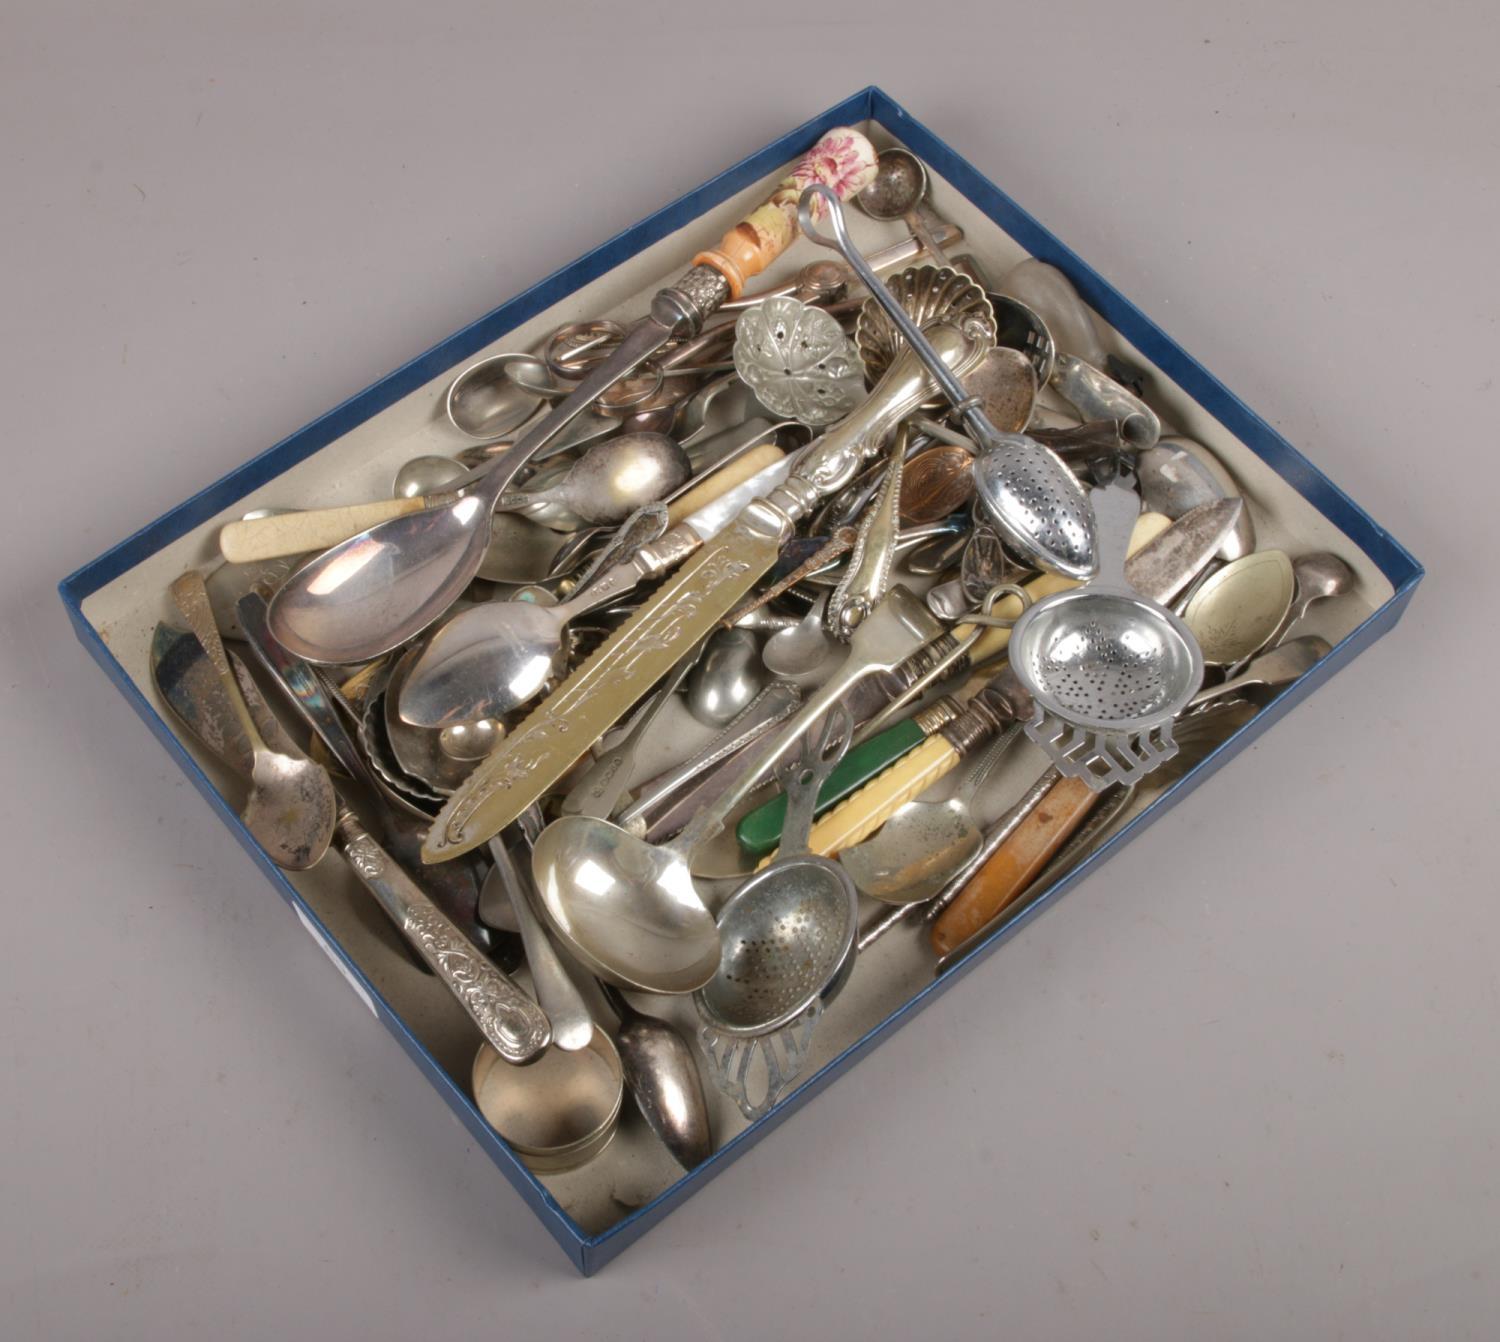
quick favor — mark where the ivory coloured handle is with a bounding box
[929,774,1099,954]
[667,444,784,528]
[801,734,962,859]
[691,127,877,298]
[220,496,429,563]
[794,513,1173,857]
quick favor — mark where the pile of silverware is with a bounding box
[151,128,1352,1174]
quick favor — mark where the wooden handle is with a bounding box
[930,775,1099,954]
[801,734,962,859]
[667,444,784,527]
[963,511,1172,664]
[219,496,429,563]
[692,127,877,298]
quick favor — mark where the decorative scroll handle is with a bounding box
[336,812,551,1063]
[689,127,878,300]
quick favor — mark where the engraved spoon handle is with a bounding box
[337,812,550,1063]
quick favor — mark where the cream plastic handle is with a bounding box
[219,496,429,563]
[801,734,961,859]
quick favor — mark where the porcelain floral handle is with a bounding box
[691,127,878,298]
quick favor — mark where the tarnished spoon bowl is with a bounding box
[1183,550,1296,666]
[530,816,722,996]
[446,353,549,439]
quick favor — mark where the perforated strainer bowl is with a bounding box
[693,707,859,1119]
[974,433,1096,585]
[1008,587,1202,735]
[1007,475,1205,789]
[697,857,858,1036]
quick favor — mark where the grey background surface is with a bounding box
[3,1,1494,1337]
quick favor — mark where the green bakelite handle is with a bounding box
[735,717,928,858]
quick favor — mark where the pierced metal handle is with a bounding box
[697,1001,823,1121]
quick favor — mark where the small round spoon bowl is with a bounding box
[1290,552,1353,624]
[858,147,929,221]
[530,816,722,995]
[446,353,549,439]
[393,455,468,499]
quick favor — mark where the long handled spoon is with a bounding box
[219,432,690,565]
[265,129,878,666]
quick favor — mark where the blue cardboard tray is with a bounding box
[60,87,1423,1274]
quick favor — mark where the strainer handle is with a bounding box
[775,704,854,858]
[1090,477,1147,587]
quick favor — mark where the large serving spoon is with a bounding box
[219,432,689,566]
[169,571,337,870]
[528,715,795,995]
[266,129,878,666]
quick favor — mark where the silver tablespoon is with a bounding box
[228,433,688,569]
[266,427,686,665]
[168,570,337,870]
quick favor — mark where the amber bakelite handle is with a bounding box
[692,127,877,298]
[930,775,1101,955]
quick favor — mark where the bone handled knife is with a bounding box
[421,324,993,862]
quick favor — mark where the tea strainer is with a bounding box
[694,705,859,1120]
[1007,474,1204,789]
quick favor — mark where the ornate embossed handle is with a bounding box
[768,322,988,518]
[690,127,877,299]
[336,812,551,1063]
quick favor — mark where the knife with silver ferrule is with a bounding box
[421,323,994,862]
